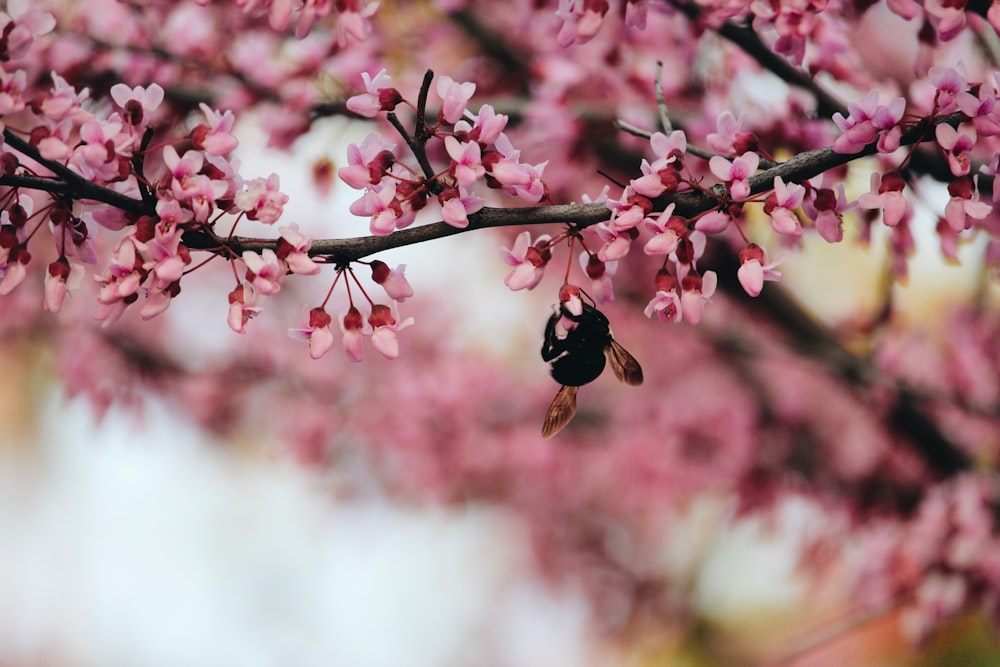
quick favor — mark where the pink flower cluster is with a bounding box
[340,71,548,236]
[857,475,1000,643]
[227,0,379,42]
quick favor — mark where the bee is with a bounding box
[540,294,643,438]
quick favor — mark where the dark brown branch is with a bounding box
[188,112,960,262]
[2,130,152,216]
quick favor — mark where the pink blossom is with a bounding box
[857,171,909,227]
[340,305,369,362]
[579,251,617,302]
[368,303,414,359]
[649,129,687,164]
[956,85,1000,137]
[0,69,26,116]
[439,189,484,228]
[468,104,507,144]
[930,65,967,114]
[346,68,402,118]
[764,176,806,236]
[370,260,414,302]
[288,307,335,359]
[943,177,991,232]
[110,82,164,127]
[693,209,732,234]
[679,270,717,325]
[832,91,882,154]
[236,174,289,224]
[445,136,485,189]
[709,151,759,201]
[555,0,610,46]
[486,134,548,202]
[227,283,262,334]
[339,132,396,190]
[644,204,686,255]
[334,0,378,46]
[40,73,89,123]
[193,104,238,155]
[277,225,321,275]
[809,183,853,243]
[0,249,28,295]
[737,243,783,297]
[0,1,55,60]
[607,192,650,231]
[593,222,635,261]
[43,257,84,313]
[242,248,285,295]
[155,197,194,226]
[349,181,400,235]
[935,124,976,177]
[436,75,476,124]
[140,222,190,283]
[707,111,754,156]
[164,146,205,198]
[500,231,551,291]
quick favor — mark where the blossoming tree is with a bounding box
[4,0,1000,660]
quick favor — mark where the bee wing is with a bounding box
[542,385,578,439]
[606,339,643,386]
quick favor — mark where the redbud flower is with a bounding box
[607,191,650,231]
[810,183,853,243]
[0,245,28,295]
[193,104,238,155]
[943,177,992,232]
[340,305,369,362]
[346,68,402,118]
[439,188,484,229]
[709,151,759,201]
[436,75,476,125]
[693,209,731,234]
[764,176,806,236]
[737,244,783,297]
[227,283,262,335]
[242,248,285,295]
[644,270,682,324]
[594,222,635,261]
[956,84,1000,137]
[368,303,414,360]
[930,65,967,114]
[445,136,486,189]
[579,251,617,302]
[935,124,976,177]
[236,174,289,224]
[339,132,396,190]
[370,260,414,302]
[44,256,84,313]
[288,307,335,359]
[350,181,400,236]
[110,82,164,127]
[334,0,378,46]
[857,171,908,227]
[707,111,755,156]
[555,0,610,47]
[645,206,686,255]
[678,271,716,325]
[468,104,507,144]
[500,231,551,291]
[277,225,321,275]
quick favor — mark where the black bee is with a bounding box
[540,295,643,438]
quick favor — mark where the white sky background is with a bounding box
[0,393,599,667]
